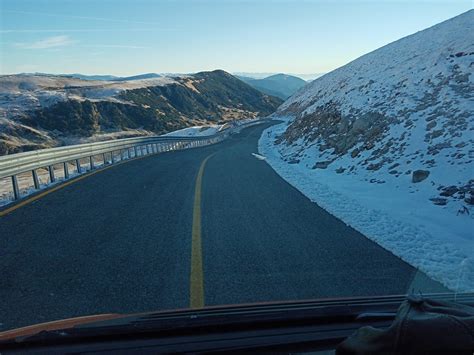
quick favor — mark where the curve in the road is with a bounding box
[0,122,448,332]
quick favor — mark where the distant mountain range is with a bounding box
[0,70,281,154]
[233,72,324,81]
[237,74,307,100]
[58,73,162,81]
[31,72,318,100]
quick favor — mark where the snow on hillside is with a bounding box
[262,10,474,292]
[0,74,177,119]
[163,124,224,137]
[163,118,259,137]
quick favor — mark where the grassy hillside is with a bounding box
[1,70,282,154]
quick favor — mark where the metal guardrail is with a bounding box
[0,120,261,203]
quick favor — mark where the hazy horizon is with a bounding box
[1,71,324,82]
[1,0,472,76]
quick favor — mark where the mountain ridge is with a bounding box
[238,73,307,99]
[0,70,282,154]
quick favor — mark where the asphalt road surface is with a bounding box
[0,122,447,331]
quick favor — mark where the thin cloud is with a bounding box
[15,35,75,49]
[83,44,151,49]
[4,10,164,26]
[1,28,174,34]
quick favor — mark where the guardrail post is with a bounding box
[76,159,81,173]
[146,144,150,155]
[48,165,56,182]
[64,162,69,179]
[32,169,40,189]
[11,175,20,200]
[48,165,55,183]
[89,156,94,169]
[121,149,125,160]
[111,151,115,163]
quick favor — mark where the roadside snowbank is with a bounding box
[162,124,223,137]
[163,119,260,137]
[259,120,474,292]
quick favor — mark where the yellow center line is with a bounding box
[190,153,214,309]
[0,154,153,217]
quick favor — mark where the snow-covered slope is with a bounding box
[0,74,177,118]
[262,10,474,291]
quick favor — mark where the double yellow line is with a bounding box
[189,153,214,309]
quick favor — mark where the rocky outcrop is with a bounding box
[412,170,430,183]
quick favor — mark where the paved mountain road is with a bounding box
[0,122,447,331]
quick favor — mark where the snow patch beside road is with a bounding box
[252,153,266,160]
[162,124,223,137]
[259,120,474,292]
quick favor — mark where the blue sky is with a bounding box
[0,0,472,76]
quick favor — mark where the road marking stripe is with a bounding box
[190,153,214,308]
[0,154,153,217]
